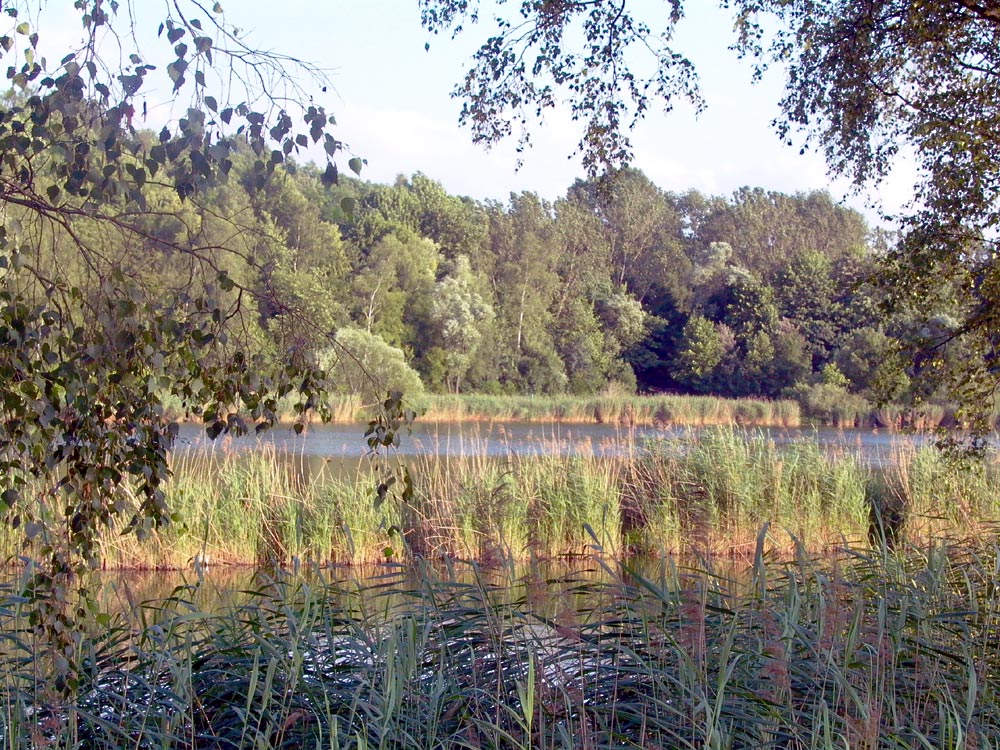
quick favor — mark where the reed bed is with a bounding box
[20,429,986,570]
[280,392,803,427]
[622,430,873,554]
[4,544,1000,749]
[419,394,802,427]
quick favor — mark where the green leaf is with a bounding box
[348,156,363,175]
[340,196,356,215]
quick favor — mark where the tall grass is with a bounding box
[101,446,405,569]
[623,429,872,554]
[4,545,1000,748]
[419,393,801,427]
[9,430,999,569]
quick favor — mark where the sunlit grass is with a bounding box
[10,429,1000,570]
[419,393,802,427]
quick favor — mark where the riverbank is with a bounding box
[287,393,804,427]
[167,390,989,431]
[416,393,801,427]
[14,428,993,570]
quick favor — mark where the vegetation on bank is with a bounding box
[290,392,805,427]
[346,391,987,430]
[418,393,802,427]
[4,545,1000,749]
[15,127,951,422]
[247,390,985,431]
[23,429,995,570]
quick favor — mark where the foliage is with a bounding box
[419,0,703,173]
[419,0,1000,430]
[349,231,441,352]
[429,255,494,393]
[729,0,1000,431]
[338,167,888,404]
[318,328,425,405]
[674,315,725,391]
[0,0,372,684]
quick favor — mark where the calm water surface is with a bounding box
[175,420,932,465]
[96,555,750,621]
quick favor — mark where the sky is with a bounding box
[39,1,917,223]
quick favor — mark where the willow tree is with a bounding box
[421,0,1000,432]
[0,1,378,682]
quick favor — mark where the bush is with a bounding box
[791,381,870,427]
[318,328,425,404]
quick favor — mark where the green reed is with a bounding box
[8,428,1000,570]
[625,429,872,554]
[419,393,801,427]
[4,543,1000,749]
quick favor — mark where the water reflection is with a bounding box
[96,554,757,623]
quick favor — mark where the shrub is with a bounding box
[319,327,425,404]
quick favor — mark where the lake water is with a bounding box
[175,420,933,465]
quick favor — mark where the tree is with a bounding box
[772,248,842,367]
[0,2,382,682]
[733,0,1000,430]
[319,328,425,405]
[674,315,726,392]
[484,193,565,392]
[420,0,703,174]
[421,0,1000,431]
[567,168,689,302]
[350,231,441,353]
[835,327,910,403]
[695,188,868,283]
[428,255,494,393]
[247,168,351,356]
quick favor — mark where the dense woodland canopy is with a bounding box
[67,144,942,422]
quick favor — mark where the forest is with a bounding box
[42,142,940,423]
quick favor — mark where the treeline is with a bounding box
[339,170,878,400]
[22,138,961,422]
[325,167,930,424]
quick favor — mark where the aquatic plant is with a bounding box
[6,430,998,570]
[3,545,1000,748]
